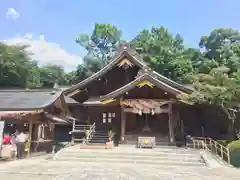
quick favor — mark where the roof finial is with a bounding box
[119,43,129,51]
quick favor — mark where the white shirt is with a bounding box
[16,133,28,143]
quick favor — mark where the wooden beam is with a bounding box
[27,120,33,157]
[102,98,116,104]
[123,107,169,114]
[168,103,175,144]
[68,89,82,97]
[120,106,126,143]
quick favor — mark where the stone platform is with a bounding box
[0,145,239,180]
[54,145,206,167]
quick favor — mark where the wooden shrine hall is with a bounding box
[0,89,72,155]
[64,44,230,145]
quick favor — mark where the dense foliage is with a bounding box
[227,140,240,167]
[0,43,70,88]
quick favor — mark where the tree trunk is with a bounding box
[222,106,236,140]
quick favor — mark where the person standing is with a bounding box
[3,133,12,145]
[15,130,28,159]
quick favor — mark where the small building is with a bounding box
[64,45,230,145]
[0,89,72,154]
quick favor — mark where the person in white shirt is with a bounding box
[15,130,28,159]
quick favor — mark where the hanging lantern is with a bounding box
[151,109,155,115]
[138,110,142,116]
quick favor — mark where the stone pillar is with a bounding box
[120,106,126,144]
[168,103,175,144]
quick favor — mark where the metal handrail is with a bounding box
[83,123,96,145]
[75,125,92,127]
[190,136,230,164]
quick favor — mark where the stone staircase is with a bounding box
[53,145,206,167]
[87,130,117,145]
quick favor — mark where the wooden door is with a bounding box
[95,112,117,131]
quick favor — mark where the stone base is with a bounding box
[105,141,114,149]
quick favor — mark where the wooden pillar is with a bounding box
[168,103,175,144]
[50,122,55,139]
[120,106,126,144]
[71,119,75,143]
[28,120,33,157]
[50,122,55,153]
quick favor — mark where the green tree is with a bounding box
[199,28,240,62]
[131,26,194,83]
[0,43,72,88]
[26,60,42,88]
[181,66,240,138]
[76,23,122,65]
[70,23,123,83]
[0,43,35,88]
[39,64,68,88]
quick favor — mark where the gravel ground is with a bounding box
[0,159,239,180]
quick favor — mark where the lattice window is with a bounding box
[102,113,115,123]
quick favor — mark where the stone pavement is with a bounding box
[0,158,239,180]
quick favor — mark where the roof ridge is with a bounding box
[100,72,184,101]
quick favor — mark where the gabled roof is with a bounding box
[0,89,63,111]
[138,70,193,94]
[64,47,149,95]
[100,73,185,102]
[64,44,193,95]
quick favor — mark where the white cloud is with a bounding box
[4,34,82,72]
[5,8,20,20]
[24,33,33,39]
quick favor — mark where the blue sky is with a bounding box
[0,0,239,71]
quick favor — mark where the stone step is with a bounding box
[58,153,200,161]
[92,135,116,138]
[62,148,200,155]
[125,141,170,146]
[80,146,112,150]
[54,156,205,166]
[60,149,199,156]
[89,139,107,142]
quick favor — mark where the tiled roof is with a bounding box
[64,45,192,95]
[0,89,63,110]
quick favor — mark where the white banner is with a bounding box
[0,120,5,143]
[0,120,5,157]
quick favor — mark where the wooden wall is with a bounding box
[179,104,229,139]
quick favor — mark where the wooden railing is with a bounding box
[189,136,230,164]
[83,123,96,145]
[70,124,93,133]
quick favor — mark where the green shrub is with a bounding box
[217,140,232,147]
[227,140,240,167]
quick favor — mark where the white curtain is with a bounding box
[37,124,45,140]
